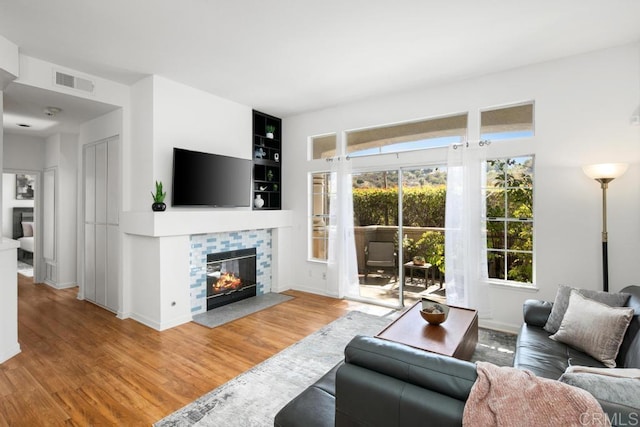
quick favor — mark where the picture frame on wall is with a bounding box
[16,174,35,200]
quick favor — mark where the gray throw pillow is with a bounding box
[543,284,630,334]
[559,372,640,417]
[550,291,634,367]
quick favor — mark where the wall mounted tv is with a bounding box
[172,147,252,207]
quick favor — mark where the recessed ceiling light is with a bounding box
[17,123,31,128]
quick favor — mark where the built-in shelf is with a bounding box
[253,110,282,210]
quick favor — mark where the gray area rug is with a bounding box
[192,293,293,328]
[156,311,517,427]
[471,327,517,367]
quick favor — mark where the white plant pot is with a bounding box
[266,132,274,139]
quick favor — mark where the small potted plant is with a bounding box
[266,125,276,139]
[151,180,167,211]
[412,255,426,266]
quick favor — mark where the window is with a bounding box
[485,156,534,284]
[346,113,467,157]
[310,134,337,160]
[481,102,534,140]
[310,172,331,260]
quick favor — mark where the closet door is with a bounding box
[106,225,119,309]
[107,138,119,225]
[84,224,96,301]
[84,146,96,301]
[95,224,107,306]
[105,139,120,311]
[84,137,119,312]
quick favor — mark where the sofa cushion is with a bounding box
[544,284,630,334]
[559,372,640,426]
[550,291,634,368]
[514,324,605,379]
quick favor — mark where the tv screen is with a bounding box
[172,148,252,207]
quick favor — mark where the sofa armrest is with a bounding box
[523,299,553,327]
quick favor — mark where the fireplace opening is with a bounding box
[206,248,257,310]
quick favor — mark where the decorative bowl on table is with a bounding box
[420,299,450,325]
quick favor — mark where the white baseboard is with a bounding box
[286,284,335,298]
[129,312,192,331]
[0,344,21,364]
[44,280,77,290]
[478,319,520,334]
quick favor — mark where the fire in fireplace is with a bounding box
[206,248,257,310]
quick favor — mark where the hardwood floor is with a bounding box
[0,274,364,426]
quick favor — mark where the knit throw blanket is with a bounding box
[463,362,609,427]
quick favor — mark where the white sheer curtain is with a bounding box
[445,143,491,318]
[327,157,360,298]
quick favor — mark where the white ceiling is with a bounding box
[3,83,119,138]
[1,0,640,136]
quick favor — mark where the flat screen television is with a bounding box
[172,147,252,207]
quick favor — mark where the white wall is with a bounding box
[152,76,253,210]
[1,37,23,365]
[2,133,46,171]
[123,75,256,330]
[283,43,640,331]
[2,173,34,238]
[44,133,78,288]
[0,34,19,88]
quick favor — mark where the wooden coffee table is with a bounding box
[375,300,478,361]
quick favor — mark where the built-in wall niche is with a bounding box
[252,110,281,210]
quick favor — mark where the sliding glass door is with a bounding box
[353,169,402,308]
[352,165,446,308]
[400,166,447,305]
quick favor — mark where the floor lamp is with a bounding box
[582,163,628,292]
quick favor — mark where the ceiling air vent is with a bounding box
[54,70,95,94]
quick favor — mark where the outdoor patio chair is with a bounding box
[364,241,397,280]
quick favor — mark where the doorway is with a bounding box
[2,171,39,279]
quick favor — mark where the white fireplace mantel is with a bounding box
[120,209,293,237]
[120,209,293,331]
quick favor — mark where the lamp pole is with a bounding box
[582,163,628,293]
[596,178,612,292]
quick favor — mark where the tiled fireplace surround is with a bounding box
[189,229,272,315]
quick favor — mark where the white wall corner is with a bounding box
[0,35,19,89]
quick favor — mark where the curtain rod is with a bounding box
[326,152,402,162]
[452,140,491,150]
[325,155,354,162]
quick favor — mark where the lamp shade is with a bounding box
[582,163,628,180]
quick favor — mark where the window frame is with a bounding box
[480,101,535,141]
[308,171,331,262]
[484,155,535,287]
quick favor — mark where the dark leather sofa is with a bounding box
[274,285,640,426]
[274,335,477,427]
[514,285,640,379]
